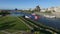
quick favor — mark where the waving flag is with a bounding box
[31,13,40,20]
[24,13,40,20]
[32,13,36,16]
[35,15,40,20]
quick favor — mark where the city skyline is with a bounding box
[0,0,60,9]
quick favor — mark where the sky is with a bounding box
[0,0,60,9]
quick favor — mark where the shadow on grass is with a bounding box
[0,17,6,21]
[0,21,16,30]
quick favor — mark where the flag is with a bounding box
[35,15,40,20]
[32,13,36,16]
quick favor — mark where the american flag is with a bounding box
[30,13,40,20]
[25,13,40,20]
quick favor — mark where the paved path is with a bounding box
[16,17,33,30]
[1,30,11,34]
[1,30,32,34]
[22,18,39,28]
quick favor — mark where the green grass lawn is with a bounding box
[0,16,30,33]
[0,32,6,34]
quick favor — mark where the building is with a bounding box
[54,7,60,12]
[48,7,60,12]
[40,8,46,12]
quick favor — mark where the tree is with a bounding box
[15,8,18,11]
[53,10,55,12]
[0,10,10,16]
[35,5,41,12]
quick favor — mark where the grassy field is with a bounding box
[0,16,30,33]
[0,16,41,34]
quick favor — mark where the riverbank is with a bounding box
[0,16,56,34]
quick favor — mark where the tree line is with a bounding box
[0,10,10,16]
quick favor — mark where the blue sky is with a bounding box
[0,0,60,9]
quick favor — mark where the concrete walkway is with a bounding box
[16,17,33,30]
